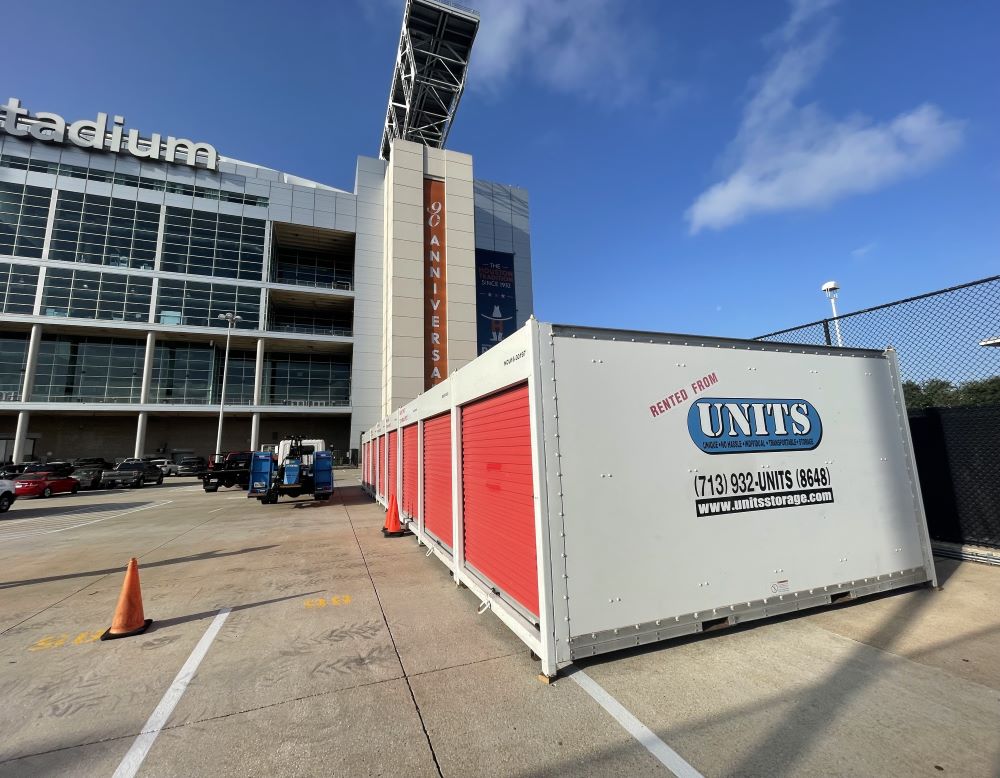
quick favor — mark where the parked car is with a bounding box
[24,461,75,478]
[101,460,164,488]
[71,464,104,490]
[72,457,114,470]
[0,463,29,479]
[150,458,179,477]
[14,472,80,498]
[0,478,16,512]
[177,456,207,476]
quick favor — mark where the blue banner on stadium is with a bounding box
[475,249,517,355]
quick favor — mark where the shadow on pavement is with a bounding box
[0,546,279,590]
[932,556,960,586]
[724,589,935,775]
[150,591,323,630]
[1,501,151,522]
[144,480,220,490]
[336,487,375,507]
[575,585,941,775]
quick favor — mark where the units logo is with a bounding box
[687,398,822,454]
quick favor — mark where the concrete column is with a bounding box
[32,267,46,315]
[20,325,42,402]
[134,413,148,459]
[12,412,31,465]
[261,220,272,283]
[250,338,265,452]
[253,338,266,404]
[12,324,42,464]
[41,188,58,260]
[134,332,156,458]
[250,413,261,452]
[153,204,166,271]
[139,332,156,403]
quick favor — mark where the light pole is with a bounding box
[215,312,243,461]
[821,281,843,347]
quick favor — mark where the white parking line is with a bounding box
[0,502,172,542]
[569,668,703,778]
[112,607,231,778]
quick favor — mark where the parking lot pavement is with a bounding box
[0,473,998,777]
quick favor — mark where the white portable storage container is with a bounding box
[363,320,936,677]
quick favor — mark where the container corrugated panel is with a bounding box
[462,383,538,617]
[423,412,453,547]
[377,435,385,496]
[387,430,398,502]
[402,424,418,518]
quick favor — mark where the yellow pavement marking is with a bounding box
[303,595,352,608]
[28,630,105,651]
[28,634,69,651]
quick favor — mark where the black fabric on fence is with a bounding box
[756,276,1000,551]
[909,405,1000,549]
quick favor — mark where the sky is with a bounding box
[6,0,998,338]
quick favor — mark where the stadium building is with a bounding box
[0,0,532,464]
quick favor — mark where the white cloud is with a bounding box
[468,0,659,103]
[781,0,839,41]
[850,242,876,258]
[686,0,964,234]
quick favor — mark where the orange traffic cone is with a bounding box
[382,494,409,538]
[100,558,152,640]
[381,494,392,530]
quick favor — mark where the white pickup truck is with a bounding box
[150,459,179,477]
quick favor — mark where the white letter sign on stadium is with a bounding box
[424,178,449,390]
[1,97,218,171]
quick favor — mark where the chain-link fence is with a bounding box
[757,275,1000,550]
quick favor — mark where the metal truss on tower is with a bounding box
[380,0,479,160]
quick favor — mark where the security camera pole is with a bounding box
[215,312,243,462]
[822,281,843,347]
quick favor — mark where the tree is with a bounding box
[955,376,1000,406]
[903,376,1000,410]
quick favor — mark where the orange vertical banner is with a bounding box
[424,178,448,389]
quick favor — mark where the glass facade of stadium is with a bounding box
[0,122,532,464]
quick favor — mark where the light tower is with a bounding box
[380,0,479,160]
[822,281,843,347]
[215,311,243,461]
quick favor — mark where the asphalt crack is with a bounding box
[342,497,445,778]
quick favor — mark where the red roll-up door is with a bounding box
[362,442,367,485]
[423,412,452,546]
[377,435,385,496]
[402,424,418,518]
[461,383,538,617]
[387,430,398,503]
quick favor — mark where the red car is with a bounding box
[14,472,80,498]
